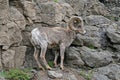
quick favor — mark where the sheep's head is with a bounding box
[68,16,86,34]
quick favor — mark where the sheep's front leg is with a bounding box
[54,51,59,67]
[60,43,66,70]
[40,46,52,70]
[33,47,45,71]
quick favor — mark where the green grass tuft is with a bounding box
[80,70,93,80]
[48,61,54,68]
[87,44,95,49]
[0,68,32,80]
[53,0,59,2]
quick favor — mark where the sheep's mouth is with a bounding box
[76,30,86,34]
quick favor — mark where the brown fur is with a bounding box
[31,16,86,70]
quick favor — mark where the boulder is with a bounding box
[0,31,9,46]
[77,25,108,49]
[0,6,26,46]
[37,68,85,80]
[80,46,113,68]
[106,28,120,44]
[85,15,111,26]
[113,44,120,51]
[0,0,9,46]
[65,0,110,16]
[23,1,37,22]
[92,74,110,80]
[1,46,27,69]
[0,77,6,80]
[65,0,85,15]
[35,0,49,3]
[92,64,120,80]
[10,7,26,30]
[2,49,15,68]
[116,21,120,26]
[66,47,84,68]
[11,46,27,68]
[111,7,120,21]
[6,21,22,46]
[0,0,9,25]
[84,2,110,16]
[77,34,101,48]
[48,70,63,79]
[0,47,2,70]
[38,2,74,27]
[66,74,78,80]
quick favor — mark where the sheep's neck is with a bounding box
[67,28,76,40]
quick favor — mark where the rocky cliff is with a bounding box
[0,0,120,80]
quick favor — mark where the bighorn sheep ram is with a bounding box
[31,16,86,70]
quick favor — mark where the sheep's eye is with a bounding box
[74,21,77,23]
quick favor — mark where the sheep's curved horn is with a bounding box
[67,16,84,30]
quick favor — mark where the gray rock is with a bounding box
[0,77,6,80]
[66,47,84,68]
[72,36,84,46]
[92,64,120,80]
[35,0,49,3]
[11,46,27,68]
[23,1,37,22]
[2,49,15,68]
[65,0,85,15]
[0,47,2,70]
[116,21,120,26]
[67,74,77,80]
[80,46,113,68]
[37,68,85,80]
[85,15,111,26]
[38,2,74,27]
[0,0,9,25]
[48,70,63,79]
[1,46,27,69]
[6,21,23,46]
[111,7,120,19]
[113,44,120,51]
[0,0,9,46]
[77,34,101,48]
[10,7,26,30]
[65,0,110,16]
[1,6,26,46]
[86,2,110,16]
[92,74,110,80]
[77,25,108,49]
[0,31,9,46]
[106,28,120,44]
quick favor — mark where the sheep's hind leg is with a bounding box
[40,46,52,70]
[34,47,45,71]
[54,51,59,67]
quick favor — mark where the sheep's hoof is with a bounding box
[46,66,52,70]
[60,66,64,70]
[39,67,45,71]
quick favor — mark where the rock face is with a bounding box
[36,68,85,80]
[66,47,84,68]
[85,15,111,26]
[92,64,120,80]
[0,0,120,80]
[80,46,113,68]
[47,70,63,79]
[38,1,74,27]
